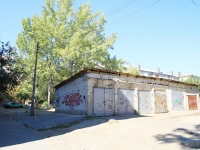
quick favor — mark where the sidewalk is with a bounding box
[0,109,55,149]
[0,107,85,131]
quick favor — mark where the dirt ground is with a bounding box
[39,111,200,150]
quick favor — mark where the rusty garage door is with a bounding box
[172,91,184,111]
[155,91,168,113]
[139,91,151,114]
[188,95,198,110]
[93,87,114,116]
[118,89,134,115]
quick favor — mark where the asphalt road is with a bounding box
[40,110,200,150]
[1,107,85,130]
[1,107,200,150]
[0,107,85,150]
[0,110,54,150]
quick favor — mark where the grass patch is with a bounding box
[38,120,82,131]
[38,116,103,131]
[84,116,101,120]
[188,131,194,135]
[23,123,34,130]
[23,123,29,128]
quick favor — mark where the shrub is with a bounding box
[43,101,48,108]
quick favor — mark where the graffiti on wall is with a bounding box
[56,90,85,109]
[64,91,84,109]
[56,95,61,107]
[173,99,181,105]
[107,104,113,109]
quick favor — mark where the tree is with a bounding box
[0,42,22,94]
[184,76,200,92]
[16,0,125,102]
[124,63,140,75]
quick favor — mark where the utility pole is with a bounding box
[30,42,39,116]
[47,74,53,108]
[47,82,51,108]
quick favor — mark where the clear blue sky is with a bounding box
[1,0,200,76]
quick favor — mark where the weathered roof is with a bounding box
[54,68,199,89]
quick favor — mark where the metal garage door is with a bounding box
[118,89,134,115]
[155,91,168,113]
[93,88,114,116]
[105,88,115,116]
[172,91,183,111]
[188,95,197,110]
[139,91,151,114]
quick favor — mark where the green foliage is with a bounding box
[16,0,125,101]
[184,76,200,92]
[0,42,22,94]
[43,101,48,107]
[124,63,140,75]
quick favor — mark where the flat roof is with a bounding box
[54,68,199,89]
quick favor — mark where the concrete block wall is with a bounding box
[86,73,199,115]
[55,76,87,114]
[55,71,199,116]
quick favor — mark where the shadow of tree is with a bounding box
[1,107,151,148]
[195,124,200,131]
[154,125,200,149]
[39,114,151,138]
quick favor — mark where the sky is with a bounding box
[0,0,200,76]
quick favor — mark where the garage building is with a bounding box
[54,68,199,116]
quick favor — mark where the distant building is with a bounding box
[136,65,192,81]
[178,73,194,81]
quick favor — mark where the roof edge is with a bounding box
[54,68,199,89]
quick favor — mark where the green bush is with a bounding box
[43,101,48,108]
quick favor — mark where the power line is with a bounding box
[105,0,139,17]
[105,0,135,16]
[191,0,200,10]
[108,0,161,25]
[136,19,200,47]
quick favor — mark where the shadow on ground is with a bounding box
[0,110,45,148]
[38,113,151,139]
[154,125,200,149]
[0,107,150,148]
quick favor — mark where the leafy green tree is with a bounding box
[184,76,200,92]
[124,63,140,75]
[16,0,125,101]
[13,81,31,104]
[0,42,22,94]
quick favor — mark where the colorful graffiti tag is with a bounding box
[64,92,83,109]
[173,99,182,104]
